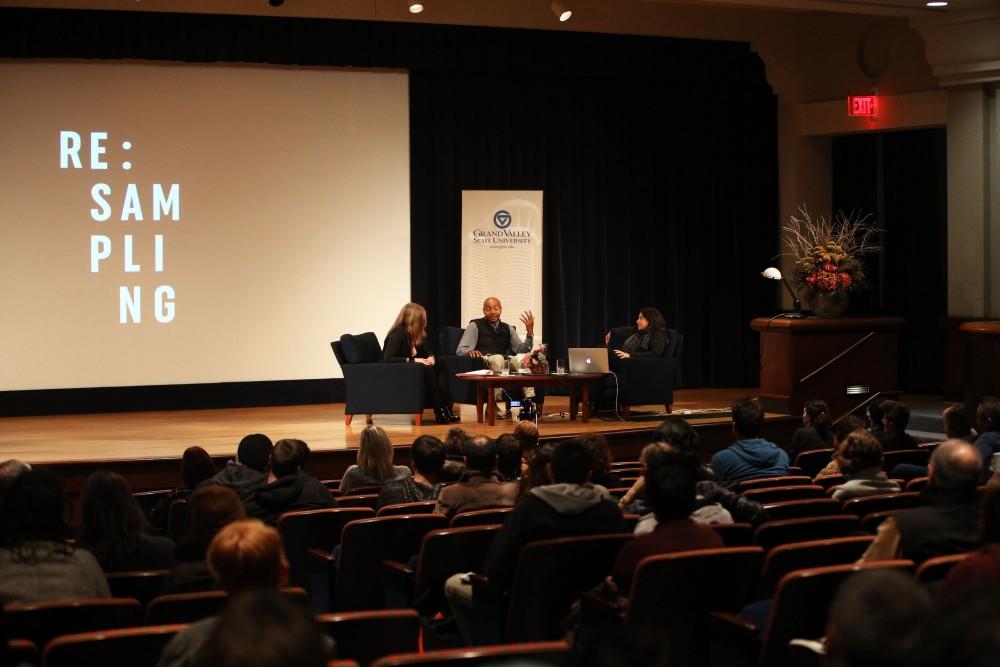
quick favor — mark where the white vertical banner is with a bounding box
[461,191,543,346]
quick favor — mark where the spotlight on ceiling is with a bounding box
[550,0,572,22]
[409,0,424,13]
[268,0,284,6]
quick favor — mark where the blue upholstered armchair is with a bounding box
[438,326,488,406]
[602,327,684,415]
[331,332,432,425]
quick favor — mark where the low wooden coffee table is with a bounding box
[456,372,604,426]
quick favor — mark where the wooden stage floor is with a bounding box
[2,388,765,466]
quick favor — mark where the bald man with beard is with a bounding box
[860,439,983,563]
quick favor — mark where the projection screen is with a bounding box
[0,61,411,390]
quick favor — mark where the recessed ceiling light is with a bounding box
[551,1,572,21]
[926,1,947,6]
[409,0,423,12]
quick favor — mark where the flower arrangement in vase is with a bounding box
[783,206,881,317]
[523,345,549,375]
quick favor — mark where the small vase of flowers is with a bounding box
[523,346,549,375]
[783,206,881,317]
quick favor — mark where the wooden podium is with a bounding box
[751,317,906,419]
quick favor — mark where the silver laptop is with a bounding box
[568,348,610,374]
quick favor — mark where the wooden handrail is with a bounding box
[832,390,900,425]
[798,332,876,385]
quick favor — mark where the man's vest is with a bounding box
[473,318,511,355]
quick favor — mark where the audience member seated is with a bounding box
[339,425,411,495]
[876,400,917,452]
[513,420,540,466]
[495,433,524,483]
[584,434,623,489]
[161,485,247,595]
[0,468,110,604]
[621,418,767,528]
[434,435,519,519]
[892,404,977,482]
[611,450,723,592]
[973,396,1000,482]
[378,435,445,508]
[245,439,335,524]
[518,442,556,497]
[709,397,789,486]
[198,433,273,502]
[913,580,1000,667]
[158,519,331,667]
[830,431,900,502]
[823,569,931,667]
[77,470,177,571]
[860,439,982,563]
[814,415,869,479]
[867,401,885,438]
[938,485,1000,602]
[0,458,31,507]
[787,398,834,462]
[439,427,470,483]
[444,437,626,644]
[150,446,217,534]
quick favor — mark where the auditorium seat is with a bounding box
[145,587,307,625]
[3,598,143,651]
[332,332,432,425]
[916,552,969,586]
[105,570,170,610]
[736,476,812,493]
[756,535,875,599]
[860,510,895,533]
[382,525,499,612]
[42,624,185,667]
[905,476,930,492]
[7,639,39,667]
[277,507,375,591]
[336,494,380,510]
[711,523,754,546]
[377,500,438,517]
[814,474,846,491]
[450,507,513,528]
[334,514,449,611]
[316,609,420,666]
[760,498,842,521]
[438,326,491,406]
[471,533,634,644]
[370,640,569,666]
[131,489,171,520]
[793,449,835,478]
[841,492,919,518]
[881,448,930,470]
[752,515,861,552]
[742,485,826,504]
[166,498,190,542]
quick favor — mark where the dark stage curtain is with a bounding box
[832,129,948,394]
[2,8,778,393]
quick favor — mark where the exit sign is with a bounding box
[848,95,878,117]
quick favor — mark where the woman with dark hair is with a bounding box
[77,470,176,572]
[787,398,835,461]
[605,307,669,360]
[518,442,556,497]
[0,468,110,603]
[150,446,217,534]
[582,435,623,489]
[383,302,457,424]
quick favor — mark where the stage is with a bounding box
[0,388,800,496]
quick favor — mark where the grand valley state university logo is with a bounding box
[473,209,530,246]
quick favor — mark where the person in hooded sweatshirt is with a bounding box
[245,439,336,525]
[444,436,625,645]
[709,397,789,486]
[198,433,273,502]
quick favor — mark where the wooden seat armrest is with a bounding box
[708,610,761,646]
[381,559,414,577]
[308,548,335,566]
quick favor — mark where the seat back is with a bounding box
[916,553,969,585]
[3,598,143,650]
[760,560,915,667]
[333,332,383,366]
[743,485,826,504]
[793,449,835,478]
[712,523,754,547]
[41,624,186,667]
[377,500,438,517]
[370,640,569,666]
[316,609,420,667]
[814,474,846,491]
[335,514,449,611]
[277,507,375,590]
[337,493,381,509]
[166,498,190,542]
[757,535,875,598]
[761,498,843,521]
[905,476,930,492]
[131,489,171,520]
[752,515,861,552]
[413,525,500,601]
[105,570,170,610]
[881,448,930,470]
[438,326,465,356]
[841,492,920,518]
[736,476,813,493]
[450,507,513,528]
[145,589,227,625]
[505,533,634,642]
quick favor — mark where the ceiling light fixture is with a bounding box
[926,1,947,6]
[409,0,424,13]
[550,1,572,22]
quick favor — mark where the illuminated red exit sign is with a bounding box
[848,95,878,117]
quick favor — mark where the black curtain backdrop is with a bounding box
[1,8,777,413]
[832,129,948,394]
